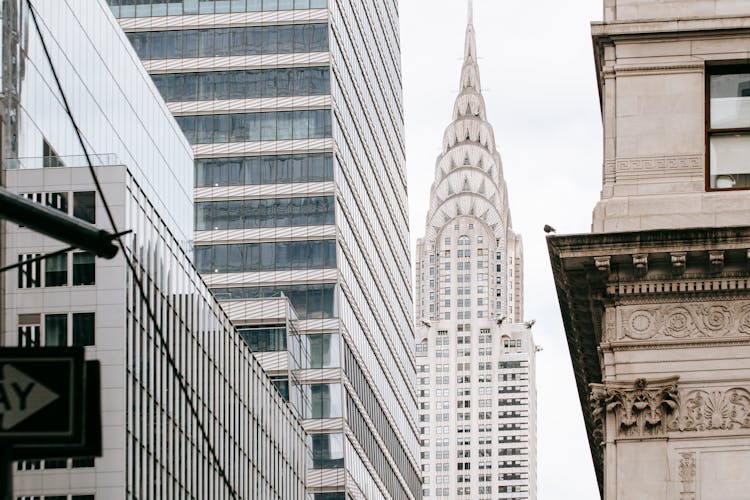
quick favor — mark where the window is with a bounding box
[128,24,329,60]
[176,109,331,144]
[18,254,41,288]
[314,494,345,500]
[238,324,287,352]
[310,433,344,468]
[707,66,750,189]
[72,457,95,468]
[73,191,96,223]
[44,314,67,346]
[72,313,95,346]
[42,459,67,470]
[18,325,40,347]
[43,139,63,168]
[45,192,68,212]
[195,153,333,187]
[72,252,95,285]
[306,333,340,367]
[45,253,67,286]
[307,383,342,418]
[194,239,336,274]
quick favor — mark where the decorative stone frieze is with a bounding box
[672,388,750,432]
[617,302,750,341]
[613,154,702,173]
[678,452,696,500]
[590,377,679,438]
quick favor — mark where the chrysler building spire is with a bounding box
[417,3,525,325]
[415,12,536,498]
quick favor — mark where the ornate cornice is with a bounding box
[548,226,750,492]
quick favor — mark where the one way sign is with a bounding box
[0,364,60,430]
[0,347,83,442]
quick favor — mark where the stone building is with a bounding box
[548,0,750,498]
[415,7,537,499]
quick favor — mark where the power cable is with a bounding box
[25,2,238,497]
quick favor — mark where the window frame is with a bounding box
[705,62,750,191]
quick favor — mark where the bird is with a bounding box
[419,319,432,328]
[524,319,536,329]
[496,315,506,325]
[543,224,556,234]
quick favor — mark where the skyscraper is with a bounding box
[110,1,421,498]
[415,7,537,500]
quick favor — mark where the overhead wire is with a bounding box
[25,1,238,497]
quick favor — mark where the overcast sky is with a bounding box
[400,0,604,498]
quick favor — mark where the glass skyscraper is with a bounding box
[111,1,421,498]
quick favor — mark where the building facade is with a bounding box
[415,11,537,500]
[548,0,750,498]
[2,0,307,498]
[110,1,421,499]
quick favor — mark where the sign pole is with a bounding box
[0,445,11,500]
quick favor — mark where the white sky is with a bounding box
[400,1,604,498]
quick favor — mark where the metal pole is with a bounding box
[0,186,119,258]
[0,445,11,500]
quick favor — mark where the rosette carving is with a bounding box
[738,304,750,335]
[699,305,731,337]
[621,308,658,340]
[618,301,750,341]
[659,306,698,339]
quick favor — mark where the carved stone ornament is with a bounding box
[672,388,750,432]
[678,452,696,500]
[595,256,611,274]
[709,250,725,273]
[633,254,648,276]
[618,301,750,341]
[670,252,686,276]
[604,307,617,342]
[590,377,679,438]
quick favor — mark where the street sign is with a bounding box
[12,359,101,460]
[0,347,83,444]
[0,364,60,430]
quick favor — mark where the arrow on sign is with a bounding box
[0,364,60,430]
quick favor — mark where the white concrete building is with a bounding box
[415,8,537,500]
[1,1,307,498]
[548,1,750,498]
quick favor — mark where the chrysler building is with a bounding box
[415,3,537,499]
